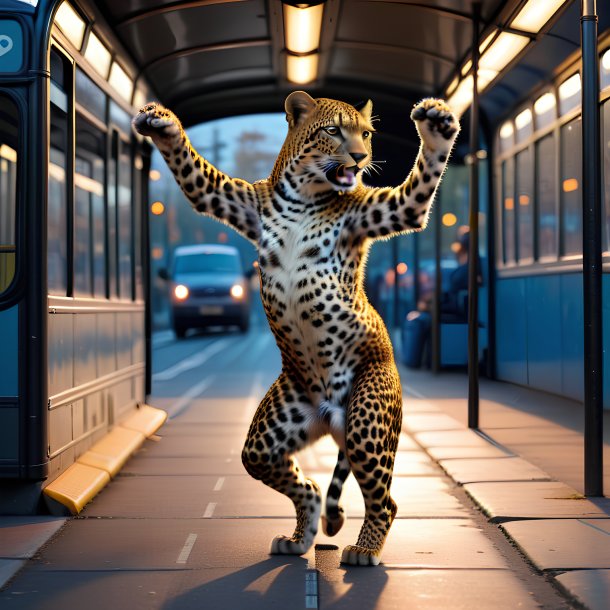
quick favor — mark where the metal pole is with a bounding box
[581,0,603,497]
[467,2,481,429]
[432,192,441,373]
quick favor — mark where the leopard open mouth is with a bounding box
[325,164,360,189]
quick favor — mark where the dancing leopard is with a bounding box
[133,92,459,565]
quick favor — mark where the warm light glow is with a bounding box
[75,173,103,196]
[151,247,163,260]
[558,73,581,100]
[84,32,112,78]
[451,242,461,254]
[446,76,459,96]
[603,49,610,72]
[479,32,529,74]
[519,195,530,206]
[252,261,259,268]
[149,169,162,181]
[109,62,134,103]
[442,212,457,227]
[500,122,514,139]
[217,232,228,244]
[504,198,514,210]
[283,3,324,54]
[55,2,86,50]
[286,54,319,85]
[174,284,189,300]
[447,69,497,116]
[479,31,496,54]
[0,144,17,162]
[510,0,565,34]
[534,92,556,115]
[515,108,533,130]
[396,262,408,275]
[563,178,579,193]
[230,284,245,300]
[133,88,147,111]
[151,201,165,215]
[461,59,472,76]
[49,162,65,182]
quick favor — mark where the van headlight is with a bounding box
[174,284,189,300]
[230,284,244,300]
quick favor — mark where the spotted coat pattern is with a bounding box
[133,92,459,565]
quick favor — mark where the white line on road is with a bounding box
[167,374,217,420]
[176,533,198,564]
[203,502,217,518]
[213,477,225,491]
[153,338,232,382]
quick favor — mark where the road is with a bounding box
[0,323,575,609]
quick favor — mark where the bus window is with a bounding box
[561,118,582,256]
[118,140,132,299]
[0,96,18,293]
[501,158,515,265]
[75,116,106,298]
[516,149,533,261]
[48,48,69,295]
[536,135,558,259]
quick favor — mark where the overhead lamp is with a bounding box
[479,32,529,74]
[479,31,496,54]
[286,53,319,84]
[510,0,565,34]
[446,76,459,96]
[84,32,112,79]
[54,2,85,50]
[283,2,324,54]
[558,73,581,100]
[109,62,134,103]
[534,92,556,115]
[447,69,498,116]
[515,108,532,130]
[499,122,514,139]
[603,48,610,71]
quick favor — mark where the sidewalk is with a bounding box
[400,366,610,610]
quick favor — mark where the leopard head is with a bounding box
[272,91,375,196]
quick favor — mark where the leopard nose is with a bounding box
[349,152,367,164]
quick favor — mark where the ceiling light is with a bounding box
[558,73,581,100]
[446,76,459,96]
[109,62,134,103]
[84,32,111,79]
[534,92,556,115]
[54,2,86,50]
[283,3,324,54]
[447,69,498,116]
[500,122,514,139]
[510,0,565,34]
[461,59,472,76]
[479,31,496,54]
[286,53,319,84]
[479,32,529,74]
[603,49,610,71]
[515,108,532,130]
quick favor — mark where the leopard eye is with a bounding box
[324,126,339,136]
[363,130,371,139]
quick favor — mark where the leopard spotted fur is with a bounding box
[133,92,459,565]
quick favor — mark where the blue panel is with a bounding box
[526,275,562,394]
[560,274,584,401]
[0,407,18,459]
[495,278,528,385]
[0,20,24,74]
[603,276,610,410]
[0,306,18,395]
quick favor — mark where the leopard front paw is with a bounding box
[132,102,182,139]
[340,544,381,566]
[411,98,460,147]
[270,534,310,556]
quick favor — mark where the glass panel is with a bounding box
[516,148,533,261]
[603,100,610,251]
[515,108,533,144]
[502,158,515,264]
[0,96,18,293]
[109,100,132,135]
[561,117,582,256]
[75,67,106,122]
[499,122,514,153]
[558,73,581,116]
[76,116,106,298]
[534,91,557,131]
[133,155,143,300]
[118,140,132,299]
[601,48,610,91]
[108,133,118,297]
[536,135,558,259]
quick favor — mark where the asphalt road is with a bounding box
[0,323,575,609]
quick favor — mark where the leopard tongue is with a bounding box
[336,164,356,186]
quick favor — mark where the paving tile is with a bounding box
[463,481,610,521]
[402,399,441,413]
[403,413,462,433]
[555,569,610,610]
[427,445,512,460]
[439,457,552,484]
[139,431,245,458]
[0,559,26,590]
[501,519,610,570]
[121,455,247,476]
[415,429,491,449]
[317,568,541,610]
[0,517,66,558]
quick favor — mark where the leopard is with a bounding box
[133,91,459,566]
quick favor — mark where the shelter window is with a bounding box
[601,48,610,92]
[118,140,133,300]
[602,100,610,252]
[558,73,581,116]
[536,135,558,259]
[0,96,18,294]
[560,118,582,256]
[499,122,514,153]
[516,149,533,261]
[501,159,515,265]
[534,92,557,131]
[75,67,106,123]
[515,108,533,144]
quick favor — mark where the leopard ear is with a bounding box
[356,99,373,123]
[285,91,317,128]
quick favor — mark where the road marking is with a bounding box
[153,338,232,382]
[243,370,265,422]
[167,375,217,419]
[176,533,197,564]
[203,502,217,518]
[305,570,319,609]
[213,477,225,491]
